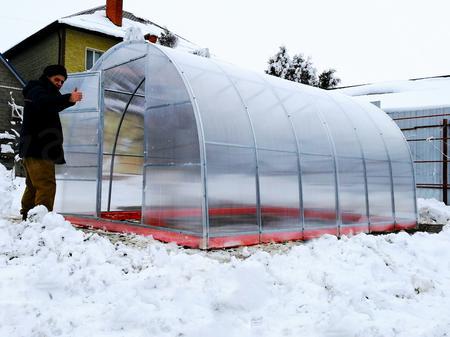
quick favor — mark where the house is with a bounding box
[337,76,450,204]
[0,53,25,169]
[3,0,200,82]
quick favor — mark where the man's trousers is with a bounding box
[20,158,56,220]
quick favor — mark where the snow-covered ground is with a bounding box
[1,165,450,337]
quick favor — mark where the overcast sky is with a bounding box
[1,0,450,86]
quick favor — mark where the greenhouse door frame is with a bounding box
[55,71,103,217]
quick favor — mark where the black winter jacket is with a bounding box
[19,76,74,164]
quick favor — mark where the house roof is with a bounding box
[67,5,163,28]
[0,53,26,87]
[4,6,200,57]
[337,75,450,112]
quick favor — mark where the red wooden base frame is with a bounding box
[64,210,417,249]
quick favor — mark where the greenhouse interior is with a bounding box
[56,40,417,249]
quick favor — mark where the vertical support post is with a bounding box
[443,119,448,204]
[96,71,104,218]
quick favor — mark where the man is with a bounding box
[19,64,83,220]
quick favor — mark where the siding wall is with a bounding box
[387,107,450,202]
[65,28,118,72]
[8,31,60,82]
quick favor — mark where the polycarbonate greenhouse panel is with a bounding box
[101,84,145,212]
[214,62,298,152]
[145,48,200,165]
[336,157,368,228]
[317,95,363,158]
[93,41,148,71]
[103,58,146,96]
[300,153,338,233]
[205,144,259,236]
[143,165,203,234]
[163,48,255,147]
[258,150,301,231]
[143,45,203,235]
[363,102,417,227]
[391,161,417,224]
[282,90,334,156]
[365,159,395,225]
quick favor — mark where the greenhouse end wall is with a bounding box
[58,41,417,249]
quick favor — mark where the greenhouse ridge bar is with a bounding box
[55,41,417,249]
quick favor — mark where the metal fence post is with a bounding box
[443,119,448,204]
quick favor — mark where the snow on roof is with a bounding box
[59,9,200,52]
[337,77,450,112]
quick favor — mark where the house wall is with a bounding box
[65,28,118,72]
[0,62,24,169]
[8,31,60,82]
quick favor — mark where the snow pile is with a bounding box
[0,164,18,215]
[1,168,450,336]
[1,212,450,336]
[417,197,450,225]
[1,143,14,154]
[123,26,145,42]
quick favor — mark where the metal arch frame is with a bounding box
[324,92,371,232]
[406,135,419,223]
[308,97,342,233]
[356,102,397,226]
[106,77,146,212]
[209,60,262,237]
[386,107,418,221]
[255,75,305,235]
[151,44,210,249]
[92,40,149,72]
[96,71,105,217]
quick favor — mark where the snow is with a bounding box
[338,77,450,111]
[1,143,14,154]
[0,131,16,140]
[123,26,145,42]
[417,197,450,225]
[1,165,450,336]
[59,10,200,53]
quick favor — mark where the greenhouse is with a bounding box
[56,40,417,249]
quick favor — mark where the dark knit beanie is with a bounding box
[43,64,68,79]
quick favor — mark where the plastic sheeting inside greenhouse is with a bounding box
[57,41,417,249]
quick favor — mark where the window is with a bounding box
[86,49,104,70]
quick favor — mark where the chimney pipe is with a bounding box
[106,0,123,27]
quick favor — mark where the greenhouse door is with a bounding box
[55,72,102,216]
[100,79,146,217]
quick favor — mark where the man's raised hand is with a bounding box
[69,87,83,103]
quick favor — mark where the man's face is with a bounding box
[48,75,66,90]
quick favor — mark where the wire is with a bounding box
[426,136,450,159]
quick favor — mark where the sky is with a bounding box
[1,0,450,86]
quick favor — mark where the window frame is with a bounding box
[85,48,105,70]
